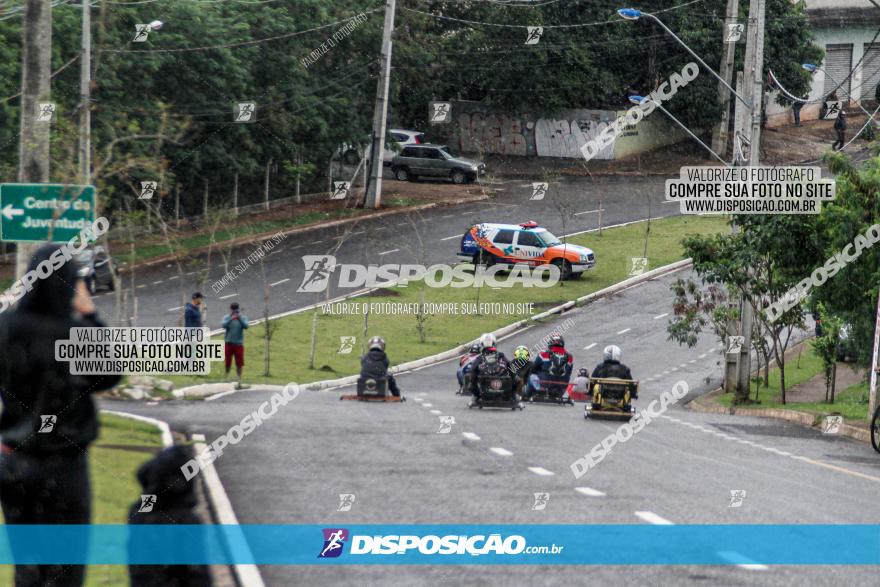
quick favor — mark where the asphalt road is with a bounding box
[93,174,673,326]
[102,269,880,586]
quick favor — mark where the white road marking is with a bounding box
[616,328,631,335]
[575,487,606,497]
[462,432,481,441]
[528,467,555,476]
[717,551,769,571]
[584,343,597,350]
[379,249,399,255]
[699,353,707,359]
[430,410,442,415]
[168,275,179,280]
[422,403,433,408]
[186,271,197,276]
[167,306,182,312]
[152,280,163,285]
[661,200,678,205]
[413,398,423,402]
[270,278,290,287]
[653,313,669,320]
[573,208,605,216]
[679,363,688,368]
[136,284,146,289]
[490,447,513,457]
[439,214,454,219]
[206,389,239,402]
[689,359,697,363]
[440,235,461,241]
[635,511,674,525]
[219,293,238,300]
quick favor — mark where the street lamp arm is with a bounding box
[641,12,753,111]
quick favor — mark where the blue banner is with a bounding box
[0,525,877,565]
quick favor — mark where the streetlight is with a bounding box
[147,20,164,31]
[628,95,730,166]
[802,62,876,120]
[616,7,752,110]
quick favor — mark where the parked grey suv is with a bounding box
[391,144,485,184]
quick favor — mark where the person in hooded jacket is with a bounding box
[591,345,636,397]
[127,445,211,587]
[360,336,400,396]
[526,334,573,398]
[0,244,121,587]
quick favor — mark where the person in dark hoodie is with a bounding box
[127,445,211,587]
[0,243,121,587]
[184,292,204,328]
[360,336,400,397]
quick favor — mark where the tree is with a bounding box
[812,302,843,404]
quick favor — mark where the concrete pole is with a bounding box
[711,0,740,158]
[15,0,53,278]
[79,0,91,184]
[363,0,396,209]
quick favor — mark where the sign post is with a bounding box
[0,183,95,243]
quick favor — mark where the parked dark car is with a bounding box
[76,246,116,293]
[391,144,485,184]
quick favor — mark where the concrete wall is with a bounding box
[447,101,690,160]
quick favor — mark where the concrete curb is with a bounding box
[124,194,490,272]
[688,390,871,444]
[193,438,266,587]
[100,409,173,448]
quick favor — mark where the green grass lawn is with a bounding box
[0,413,164,586]
[169,215,727,388]
[712,347,872,422]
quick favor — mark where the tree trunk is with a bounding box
[308,307,318,370]
[830,362,837,403]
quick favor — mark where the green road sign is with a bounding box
[0,183,96,243]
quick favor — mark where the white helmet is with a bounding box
[368,336,386,351]
[479,333,497,350]
[603,345,621,362]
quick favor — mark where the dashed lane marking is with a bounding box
[168,275,179,280]
[573,208,605,216]
[152,280,163,285]
[490,447,513,457]
[717,551,769,571]
[167,306,182,312]
[617,328,631,335]
[462,432,481,441]
[422,403,433,408]
[219,293,238,300]
[270,278,290,287]
[575,487,605,497]
[528,467,555,476]
[430,410,442,415]
[584,343,597,350]
[634,511,674,525]
[379,249,399,255]
[440,235,461,241]
[653,313,669,320]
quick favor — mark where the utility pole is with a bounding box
[711,0,740,158]
[15,0,53,278]
[728,0,765,398]
[363,0,396,209]
[79,0,91,184]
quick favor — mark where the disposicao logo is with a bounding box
[319,528,349,558]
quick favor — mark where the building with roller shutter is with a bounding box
[765,0,880,126]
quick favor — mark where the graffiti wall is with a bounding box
[447,101,686,160]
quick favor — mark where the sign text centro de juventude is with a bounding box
[0,183,96,243]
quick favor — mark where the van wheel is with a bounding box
[474,250,494,268]
[394,167,410,181]
[552,259,572,280]
[451,169,467,184]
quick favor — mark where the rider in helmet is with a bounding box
[591,345,634,397]
[526,333,573,398]
[511,345,532,397]
[572,367,590,393]
[468,333,512,401]
[360,336,401,397]
[457,342,482,389]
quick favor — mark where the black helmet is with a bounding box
[548,334,564,348]
[469,343,481,354]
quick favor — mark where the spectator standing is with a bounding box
[792,93,808,126]
[832,110,847,151]
[222,302,248,388]
[184,292,204,328]
[0,244,121,587]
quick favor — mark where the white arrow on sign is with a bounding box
[1,203,24,221]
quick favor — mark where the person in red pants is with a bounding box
[221,303,249,389]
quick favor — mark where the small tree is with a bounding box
[812,303,843,403]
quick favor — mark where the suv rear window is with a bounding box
[493,229,515,244]
[400,147,421,157]
[517,231,542,247]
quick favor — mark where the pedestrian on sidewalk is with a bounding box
[792,93,807,126]
[0,244,121,587]
[832,110,847,151]
[184,292,204,328]
[222,302,248,388]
